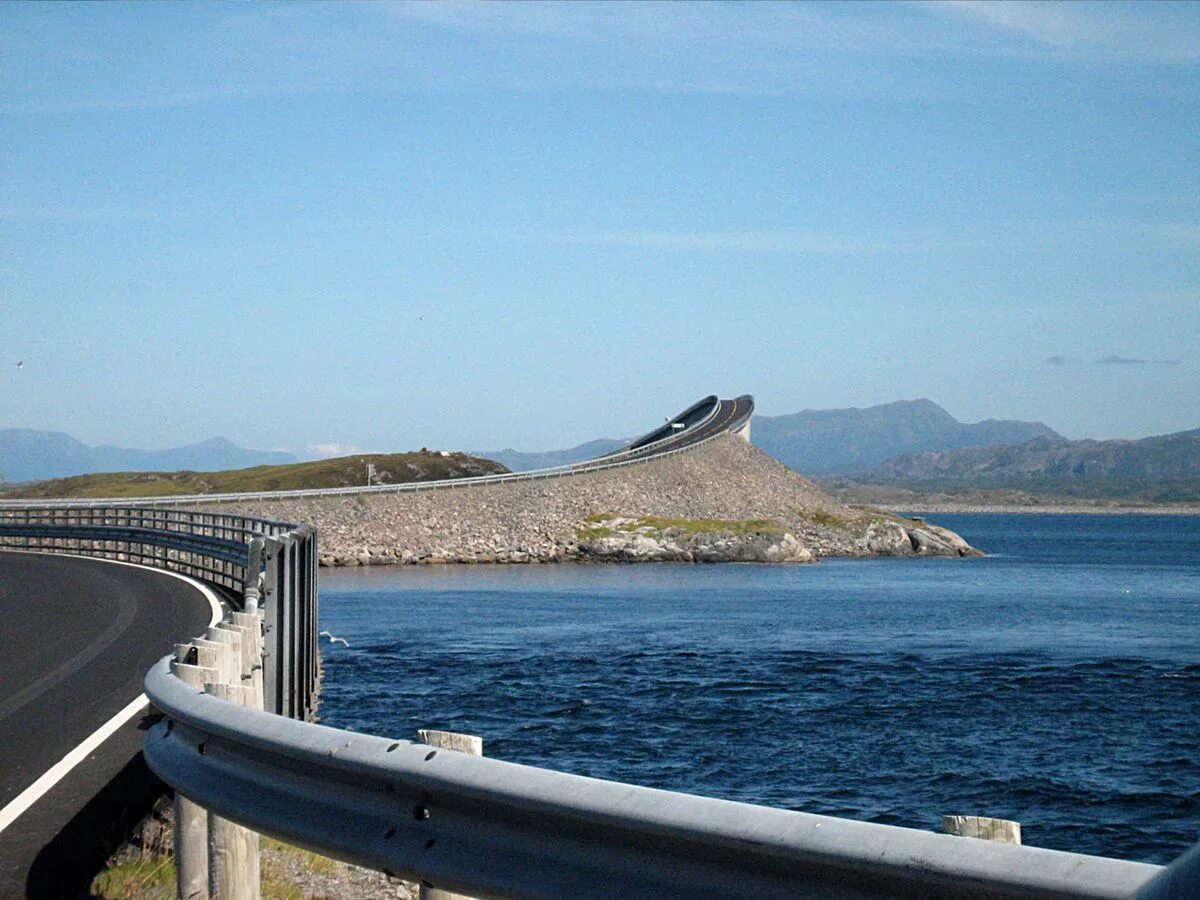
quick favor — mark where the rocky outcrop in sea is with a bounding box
[213,434,981,566]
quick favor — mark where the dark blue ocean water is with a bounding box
[317,514,1200,864]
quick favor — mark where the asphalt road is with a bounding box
[684,395,754,445]
[0,552,216,898]
[591,395,755,465]
[632,395,754,455]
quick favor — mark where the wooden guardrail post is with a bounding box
[943,815,1022,845]
[170,656,218,900]
[225,612,265,708]
[203,639,261,899]
[417,730,483,900]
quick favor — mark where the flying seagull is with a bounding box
[319,630,350,648]
[15,361,22,369]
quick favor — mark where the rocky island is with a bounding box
[214,434,980,566]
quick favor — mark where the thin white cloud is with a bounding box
[6,2,1196,115]
[1096,355,1183,366]
[307,442,365,459]
[494,217,1200,257]
[925,0,1200,63]
[932,1,1077,47]
[539,228,914,255]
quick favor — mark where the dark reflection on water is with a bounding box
[318,514,1200,864]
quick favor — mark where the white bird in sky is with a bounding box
[319,630,350,648]
[15,361,22,369]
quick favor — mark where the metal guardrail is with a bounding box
[591,394,721,460]
[0,395,740,509]
[143,658,1184,899]
[0,506,318,719]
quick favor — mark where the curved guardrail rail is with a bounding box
[0,395,745,509]
[590,394,721,460]
[143,654,1186,899]
[0,506,318,719]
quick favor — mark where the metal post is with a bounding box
[261,538,283,716]
[243,539,264,613]
[282,538,297,718]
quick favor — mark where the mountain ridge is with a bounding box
[862,427,1200,501]
[752,399,1062,474]
[480,438,628,473]
[0,429,298,483]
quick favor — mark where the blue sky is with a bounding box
[2,1,1198,456]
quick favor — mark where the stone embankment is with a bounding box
[214,435,980,566]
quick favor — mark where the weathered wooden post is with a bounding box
[417,730,484,900]
[223,613,265,709]
[170,654,218,900]
[204,638,261,899]
[943,815,1022,845]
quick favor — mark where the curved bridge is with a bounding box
[0,394,755,509]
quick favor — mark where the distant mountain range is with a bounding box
[12,401,1195,502]
[863,428,1200,501]
[0,429,298,483]
[481,399,1060,475]
[481,438,627,473]
[752,399,1062,475]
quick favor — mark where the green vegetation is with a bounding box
[805,509,848,529]
[634,515,784,535]
[579,513,785,540]
[3,451,509,499]
[92,855,175,899]
[577,525,616,541]
[93,836,375,899]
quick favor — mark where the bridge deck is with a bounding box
[0,552,216,897]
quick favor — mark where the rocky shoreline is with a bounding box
[213,435,981,566]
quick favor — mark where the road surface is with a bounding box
[0,552,216,898]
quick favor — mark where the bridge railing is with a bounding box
[0,405,739,511]
[591,393,721,460]
[0,505,318,720]
[0,395,741,509]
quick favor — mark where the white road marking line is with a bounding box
[0,553,222,834]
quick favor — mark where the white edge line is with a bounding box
[0,552,222,834]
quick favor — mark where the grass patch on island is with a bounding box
[804,509,849,529]
[577,525,616,541]
[579,513,785,540]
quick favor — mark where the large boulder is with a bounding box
[575,523,814,564]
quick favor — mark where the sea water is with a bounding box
[317,514,1200,864]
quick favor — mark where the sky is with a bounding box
[2,1,1198,457]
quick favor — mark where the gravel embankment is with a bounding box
[214,435,978,564]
